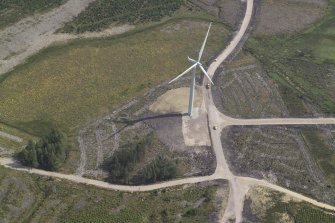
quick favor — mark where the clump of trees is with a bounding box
[142,156,177,184]
[106,133,179,184]
[106,134,153,184]
[18,129,68,171]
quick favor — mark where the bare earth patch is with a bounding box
[149,86,202,114]
[187,0,244,29]
[182,98,211,147]
[0,0,114,76]
[149,86,211,147]
[243,186,296,222]
[244,186,275,219]
[74,80,216,180]
[212,53,288,118]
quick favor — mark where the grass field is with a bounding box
[0,123,37,155]
[0,166,226,223]
[245,0,335,116]
[0,19,229,136]
[302,129,335,187]
[0,0,67,29]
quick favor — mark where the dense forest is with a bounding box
[18,129,69,171]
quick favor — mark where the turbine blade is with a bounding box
[187,56,197,64]
[198,22,212,62]
[199,65,214,85]
[168,63,197,84]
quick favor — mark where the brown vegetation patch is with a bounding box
[212,53,288,118]
[255,0,328,35]
[75,77,216,182]
[222,125,335,205]
[187,0,244,28]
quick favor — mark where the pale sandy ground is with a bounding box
[182,97,211,147]
[0,0,134,77]
[149,86,211,146]
[0,131,22,143]
[149,86,202,114]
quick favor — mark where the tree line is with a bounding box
[62,0,183,33]
[106,133,178,184]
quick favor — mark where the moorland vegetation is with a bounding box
[246,0,335,116]
[0,166,222,223]
[0,20,228,136]
[263,190,335,223]
[62,0,183,33]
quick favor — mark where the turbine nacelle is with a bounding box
[168,58,214,85]
[169,22,214,86]
[187,56,197,64]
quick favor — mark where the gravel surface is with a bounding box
[0,0,96,76]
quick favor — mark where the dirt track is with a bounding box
[0,131,22,143]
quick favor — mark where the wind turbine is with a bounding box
[169,23,214,117]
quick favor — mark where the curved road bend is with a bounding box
[0,157,220,191]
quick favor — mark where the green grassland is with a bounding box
[302,128,335,187]
[0,166,225,223]
[0,0,67,29]
[0,19,229,136]
[0,123,37,154]
[245,0,335,116]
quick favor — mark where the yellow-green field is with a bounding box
[0,19,229,135]
[0,123,37,154]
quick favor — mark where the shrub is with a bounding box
[106,133,154,184]
[142,156,177,183]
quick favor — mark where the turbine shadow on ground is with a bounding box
[116,112,186,124]
[109,112,187,137]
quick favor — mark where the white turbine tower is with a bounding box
[169,23,214,117]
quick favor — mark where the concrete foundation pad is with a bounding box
[182,97,211,147]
